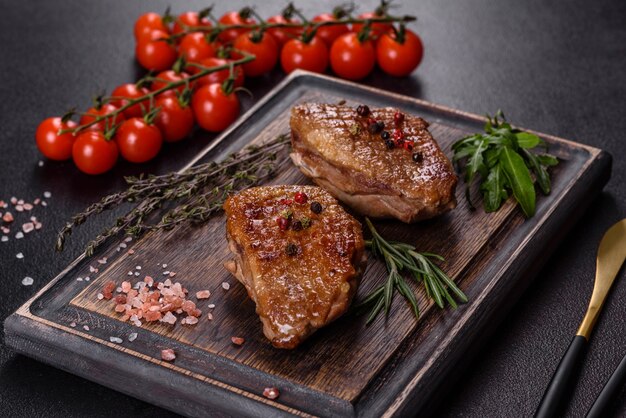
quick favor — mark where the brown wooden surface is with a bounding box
[3,72,611,418]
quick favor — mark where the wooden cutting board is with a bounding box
[4,71,611,417]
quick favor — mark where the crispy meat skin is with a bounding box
[223,185,366,349]
[289,103,458,222]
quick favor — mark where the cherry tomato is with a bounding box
[134,12,167,41]
[330,33,376,80]
[233,32,278,77]
[179,32,219,64]
[195,57,245,88]
[218,10,256,42]
[135,30,177,72]
[35,117,77,161]
[280,36,328,74]
[267,15,302,47]
[114,118,163,163]
[110,84,150,119]
[72,131,118,175]
[151,70,191,95]
[172,11,212,37]
[351,12,393,40]
[312,13,350,46]
[376,29,424,77]
[191,83,239,132]
[154,96,195,142]
[79,103,126,132]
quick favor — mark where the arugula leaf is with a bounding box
[499,147,536,217]
[452,111,558,217]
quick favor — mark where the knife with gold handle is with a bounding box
[534,219,626,418]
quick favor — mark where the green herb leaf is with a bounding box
[499,147,536,217]
[480,164,508,212]
[515,132,542,149]
[521,148,551,195]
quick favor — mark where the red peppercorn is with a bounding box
[403,141,414,152]
[277,217,289,231]
[394,111,405,125]
[393,128,404,140]
[294,192,308,204]
[279,198,293,206]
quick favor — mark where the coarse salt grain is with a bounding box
[69,322,76,328]
[1,227,9,234]
[128,332,138,342]
[15,232,24,239]
[161,311,177,325]
[89,266,98,273]
[162,264,168,268]
[16,252,24,259]
[1,236,8,242]
[76,277,84,282]
[15,205,24,212]
[33,198,40,205]
[231,336,245,346]
[43,191,52,198]
[21,277,34,286]
[22,222,34,233]
[196,290,211,299]
[161,349,176,361]
[83,325,90,331]
[17,199,24,205]
[85,277,90,282]
[134,271,140,276]
[207,313,213,320]
[222,282,230,290]
[127,271,133,276]
[38,160,44,167]
[97,293,104,300]
[208,304,215,309]
[98,257,107,264]
[23,203,33,211]
[263,387,280,400]
[109,337,123,344]
[135,265,141,270]
[10,197,17,205]
[2,212,13,223]
[124,236,132,242]
[41,201,47,207]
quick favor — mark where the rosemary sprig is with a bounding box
[356,218,468,324]
[56,134,291,256]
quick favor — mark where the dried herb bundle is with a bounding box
[56,134,291,255]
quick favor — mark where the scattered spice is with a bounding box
[231,336,245,346]
[109,336,123,344]
[21,277,34,286]
[263,387,280,400]
[128,332,138,342]
[161,349,176,361]
[356,105,370,117]
[294,192,308,205]
[285,243,299,257]
[222,282,231,291]
[412,152,423,163]
[349,123,361,136]
[16,252,24,259]
[291,220,303,231]
[310,201,323,214]
[394,111,405,125]
[381,131,390,140]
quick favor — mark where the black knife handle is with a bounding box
[535,335,588,418]
[586,351,626,418]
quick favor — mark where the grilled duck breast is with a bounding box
[223,185,366,349]
[290,103,457,223]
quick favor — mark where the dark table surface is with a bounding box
[1,0,625,416]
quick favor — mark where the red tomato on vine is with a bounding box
[179,32,219,64]
[154,96,195,142]
[135,30,177,72]
[351,12,393,40]
[172,11,212,37]
[280,36,328,74]
[195,57,245,88]
[330,33,376,80]
[134,12,167,41]
[79,103,126,133]
[72,131,119,175]
[191,83,240,132]
[150,70,191,95]
[35,117,77,161]
[267,15,302,47]
[233,31,278,77]
[115,118,163,163]
[376,29,424,77]
[312,13,350,46]
[110,83,150,119]
[218,10,256,42]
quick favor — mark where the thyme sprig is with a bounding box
[56,134,291,256]
[356,218,468,324]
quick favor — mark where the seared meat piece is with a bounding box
[290,103,457,223]
[223,185,366,349]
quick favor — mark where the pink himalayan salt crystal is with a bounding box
[231,336,245,346]
[222,282,230,290]
[161,349,176,361]
[23,203,33,211]
[121,281,132,293]
[22,222,34,233]
[2,212,13,223]
[196,290,211,300]
[263,387,280,400]
[161,311,177,325]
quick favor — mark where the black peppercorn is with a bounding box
[385,139,395,149]
[356,105,370,117]
[285,243,299,256]
[310,201,323,214]
[381,130,390,140]
[291,220,303,231]
[412,152,423,163]
[376,120,385,131]
[368,122,380,134]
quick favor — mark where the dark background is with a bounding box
[1,0,625,416]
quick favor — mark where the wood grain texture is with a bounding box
[3,72,612,418]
